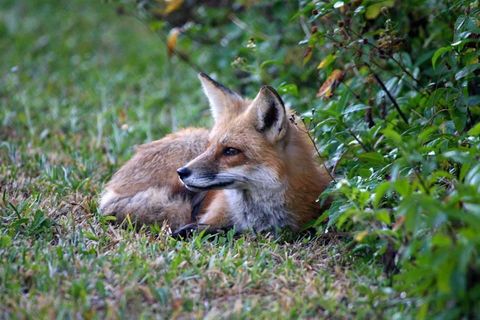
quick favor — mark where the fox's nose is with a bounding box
[177,167,192,179]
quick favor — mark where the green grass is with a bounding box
[0,1,397,318]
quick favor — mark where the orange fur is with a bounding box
[100,74,331,233]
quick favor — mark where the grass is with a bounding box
[1,1,399,318]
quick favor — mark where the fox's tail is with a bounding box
[98,128,210,229]
[99,187,193,230]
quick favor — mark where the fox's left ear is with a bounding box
[198,73,243,122]
[250,86,288,143]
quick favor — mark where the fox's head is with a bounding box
[177,73,291,193]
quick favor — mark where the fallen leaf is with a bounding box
[167,28,180,56]
[355,230,368,242]
[171,297,183,311]
[365,0,394,20]
[118,109,126,123]
[392,215,405,231]
[303,46,313,65]
[138,285,155,303]
[316,69,344,99]
[317,53,336,69]
[163,0,183,15]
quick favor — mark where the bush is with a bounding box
[111,0,479,317]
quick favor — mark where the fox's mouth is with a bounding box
[183,181,234,192]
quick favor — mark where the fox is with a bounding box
[99,73,331,235]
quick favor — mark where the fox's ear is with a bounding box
[198,73,243,122]
[250,86,287,143]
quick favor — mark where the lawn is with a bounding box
[1,1,409,318]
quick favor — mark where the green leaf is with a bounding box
[0,235,12,248]
[354,6,365,15]
[365,0,394,20]
[418,126,437,144]
[84,231,99,241]
[383,128,402,145]
[467,122,480,136]
[376,209,391,224]
[260,59,282,69]
[466,95,480,107]
[465,164,480,190]
[343,104,369,114]
[358,152,387,166]
[394,178,410,197]
[432,234,452,247]
[102,215,117,222]
[460,163,472,181]
[317,53,336,69]
[431,46,452,69]
[455,64,480,80]
[277,83,298,96]
[417,302,429,320]
[437,258,454,293]
[373,181,391,208]
[449,97,468,132]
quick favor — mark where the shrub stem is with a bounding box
[368,66,409,125]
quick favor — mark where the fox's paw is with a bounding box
[171,223,235,239]
[171,223,210,239]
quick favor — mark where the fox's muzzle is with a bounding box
[176,166,192,179]
[176,165,237,192]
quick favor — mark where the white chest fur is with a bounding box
[224,180,294,232]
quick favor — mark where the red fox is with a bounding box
[100,73,331,235]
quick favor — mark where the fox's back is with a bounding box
[100,128,209,228]
[106,128,209,197]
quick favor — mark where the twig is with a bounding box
[414,169,430,195]
[167,46,204,73]
[317,231,351,240]
[368,58,424,95]
[331,148,348,176]
[367,64,409,125]
[341,81,362,102]
[130,12,204,74]
[229,13,269,40]
[298,117,337,183]
[347,128,371,152]
[389,54,420,86]
[346,27,423,88]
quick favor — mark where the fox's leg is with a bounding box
[197,192,232,228]
[171,191,233,238]
[100,187,192,230]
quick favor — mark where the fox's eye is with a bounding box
[223,147,241,156]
